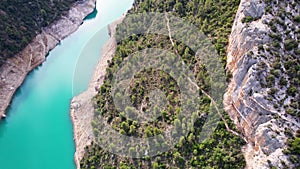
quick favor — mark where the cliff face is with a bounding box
[0,0,96,117]
[224,0,299,168]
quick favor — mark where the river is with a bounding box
[0,0,133,169]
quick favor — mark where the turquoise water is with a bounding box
[0,0,133,169]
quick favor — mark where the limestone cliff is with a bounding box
[0,0,96,117]
[224,0,299,168]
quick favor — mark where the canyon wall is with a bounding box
[0,0,96,118]
[224,0,299,168]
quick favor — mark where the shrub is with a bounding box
[273,61,281,69]
[279,78,287,86]
[270,33,282,41]
[294,15,300,23]
[284,39,298,51]
[287,86,297,97]
[286,108,296,116]
[242,16,254,23]
[272,41,280,48]
[268,88,277,95]
[266,75,275,87]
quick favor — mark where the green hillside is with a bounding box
[80,0,247,168]
[0,0,78,66]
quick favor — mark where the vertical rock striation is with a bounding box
[225,0,299,168]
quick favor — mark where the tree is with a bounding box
[174,2,183,14]
[121,121,130,132]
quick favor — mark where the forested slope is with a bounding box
[0,0,79,66]
[80,0,247,168]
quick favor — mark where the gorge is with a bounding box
[0,0,299,168]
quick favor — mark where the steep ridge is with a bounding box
[0,0,96,118]
[224,0,300,168]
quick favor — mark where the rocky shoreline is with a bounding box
[0,0,96,118]
[70,15,125,169]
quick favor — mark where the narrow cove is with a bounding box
[0,0,134,169]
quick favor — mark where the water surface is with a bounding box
[0,0,133,169]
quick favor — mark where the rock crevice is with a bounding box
[225,0,299,168]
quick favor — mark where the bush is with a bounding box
[268,88,277,95]
[294,15,300,23]
[266,75,275,87]
[286,108,296,116]
[242,16,254,23]
[287,86,297,97]
[284,39,298,51]
[272,41,281,48]
[279,78,287,86]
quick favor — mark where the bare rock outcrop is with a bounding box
[0,0,96,118]
[225,0,299,168]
